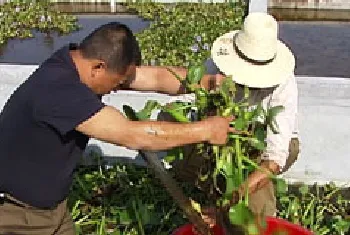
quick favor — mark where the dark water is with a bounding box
[279,21,350,78]
[0,15,150,65]
[0,14,349,78]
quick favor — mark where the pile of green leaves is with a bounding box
[0,0,79,46]
[124,1,247,66]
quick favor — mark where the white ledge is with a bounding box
[1,63,349,187]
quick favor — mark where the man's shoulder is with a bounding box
[274,74,297,94]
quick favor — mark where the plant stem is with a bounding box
[235,139,243,190]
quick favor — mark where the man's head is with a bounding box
[211,12,295,89]
[72,22,141,95]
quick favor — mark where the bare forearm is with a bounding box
[121,120,208,151]
[127,65,218,95]
[77,106,230,152]
[127,66,187,95]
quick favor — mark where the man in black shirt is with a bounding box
[0,23,233,235]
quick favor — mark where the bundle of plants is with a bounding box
[122,64,289,235]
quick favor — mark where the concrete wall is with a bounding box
[269,0,350,10]
[1,64,349,187]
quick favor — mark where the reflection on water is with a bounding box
[0,15,150,65]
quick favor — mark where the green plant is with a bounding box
[0,0,79,47]
[277,183,350,235]
[122,64,287,234]
[68,161,349,234]
[69,155,187,235]
[125,2,246,66]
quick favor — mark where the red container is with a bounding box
[172,217,313,235]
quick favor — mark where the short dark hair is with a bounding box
[79,22,141,74]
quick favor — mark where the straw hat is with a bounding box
[211,12,295,88]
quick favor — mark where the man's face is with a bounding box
[90,63,136,95]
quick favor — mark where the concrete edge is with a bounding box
[280,176,350,188]
[2,63,350,85]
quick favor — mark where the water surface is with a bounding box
[0,15,150,65]
[0,13,349,78]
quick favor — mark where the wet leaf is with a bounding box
[187,64,206,84]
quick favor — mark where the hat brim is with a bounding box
[211,31,295,88]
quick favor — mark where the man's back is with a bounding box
[0,45,104,209]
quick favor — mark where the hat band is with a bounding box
[233,35,276,65]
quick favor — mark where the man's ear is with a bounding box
[91,60,107,78]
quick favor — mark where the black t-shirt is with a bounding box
[0,44,105,209]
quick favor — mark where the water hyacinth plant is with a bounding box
[125,2,247,66]
[0,0,80,47]
[122,63,288,234]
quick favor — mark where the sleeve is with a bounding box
[204,58,221,75]
[261,74,298,170]
[32,80,105,136]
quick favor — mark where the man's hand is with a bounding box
[202,116,236,145]
[237,160,280,197]
[200,73,226,91]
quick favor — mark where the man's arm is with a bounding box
[122,66,218,95]
[261,74,298,172]
[76,106,233,151]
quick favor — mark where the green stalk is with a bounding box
[235,138,243,192]
[241,156,276,180]
[132,199,145,235]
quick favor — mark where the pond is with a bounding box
[0,15,150,65]
[0,6,349,78]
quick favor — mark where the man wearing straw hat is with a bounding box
[168,12,300,220]
[204,12,300,217]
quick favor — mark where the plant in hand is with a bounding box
[122,63,287,234]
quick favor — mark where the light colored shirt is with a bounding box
[204,59,299,169]
[245,74,299,169]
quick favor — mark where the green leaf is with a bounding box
[249,138,266,151]
[247,222,260,235]
[234,117,245,130]
[187,64,205,84]
[137,100,161,120]
[161,102,190,122]
[299,184,309,195]
[164,147,182,164]
[220,76,236,102]
[254,125,266,142]
[123,105,139,121]
[229,201,254,226]
[195,88,208,109]
[266,105,284,134]
[224,176,235,199]
[275,178,288,195]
